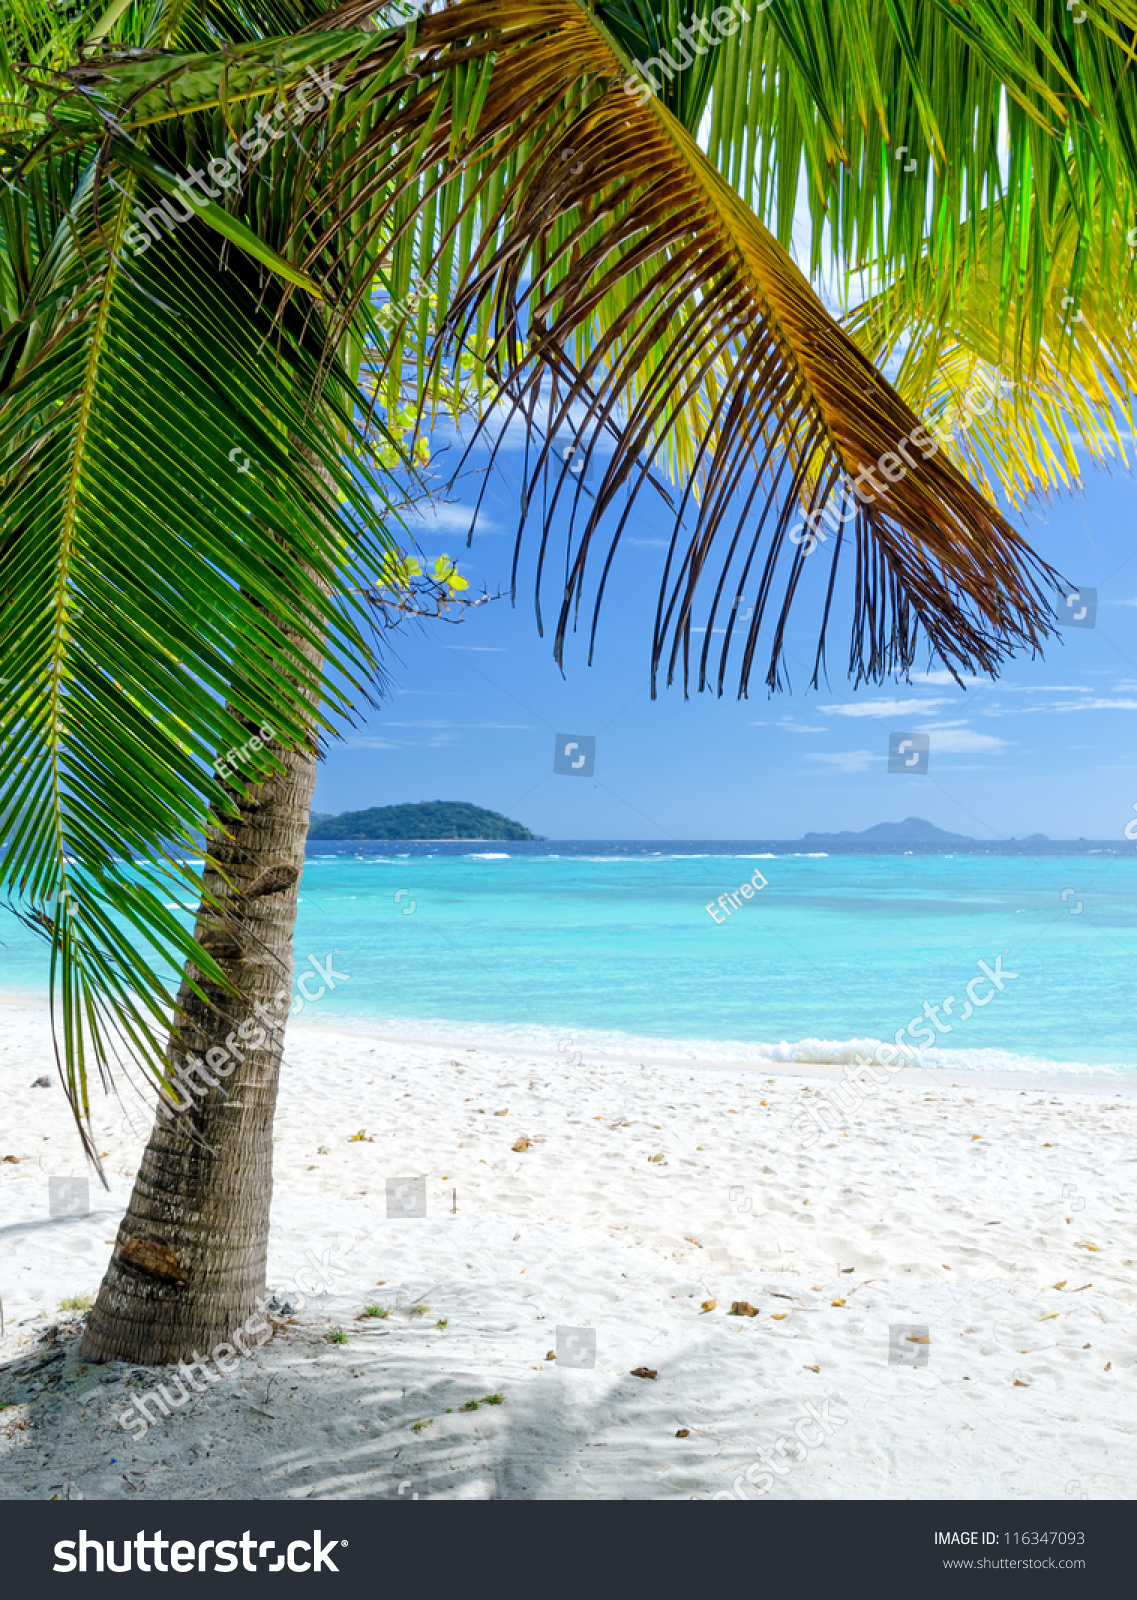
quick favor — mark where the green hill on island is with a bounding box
[308,800,536,840]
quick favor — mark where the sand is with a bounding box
[1,998,1134,1500]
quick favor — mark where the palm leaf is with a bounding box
[696,0,1137,343]
[264,0,1060,695]
[847,184,1137,509]
[0,144,398,1162]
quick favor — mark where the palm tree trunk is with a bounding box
[81,717,319,1365]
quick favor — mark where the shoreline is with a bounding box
[2,994,1133,1097]
[288,1016,1137,1097]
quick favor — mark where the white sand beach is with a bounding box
[1,998,1134,1500]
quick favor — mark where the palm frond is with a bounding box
[0,147,397,1160]
[695,0,1137,342]
[272,0,1060,694]
[847,187,1137,509]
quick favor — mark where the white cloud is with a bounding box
[406,503,500,535]
[436,396,611,456]
[804,750,878,772]
[1105,597,1137,607]
[820,698,950,719]
[917,724,1008,753]
[905,669,986,687]
[1011,698,1137,714]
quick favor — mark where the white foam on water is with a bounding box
[296,1010,1135,1079]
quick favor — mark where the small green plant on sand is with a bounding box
[326,1327,348,1344]
[362,1305,389,1319]
[460,1392,504,1412]
[411,1418,432,1432]
[435,1318,448,1330]
[59,1294,92,1312]
[409,1305,428,1316]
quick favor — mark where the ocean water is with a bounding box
[287,844,1135,1075]
[3,844,1133,1075]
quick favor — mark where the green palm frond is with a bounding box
[847,187,1137,508]
[695,0,1137,338]
[0,135,398,1161]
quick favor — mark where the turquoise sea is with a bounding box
[287,843,1134,1074]
[3,844,1134,1074]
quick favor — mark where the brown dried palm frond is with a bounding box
[286,0,1061,695]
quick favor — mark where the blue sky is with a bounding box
[314,423,1137,841]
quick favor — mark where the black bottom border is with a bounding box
[1,1498,1126,1591]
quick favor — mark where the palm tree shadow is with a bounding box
[0,1318,723,1501]
[257,1333,720,1501]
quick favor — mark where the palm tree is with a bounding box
[2,0,1125,1365]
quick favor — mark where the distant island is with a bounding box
[308,800,537,840]
[803,816,1049,844]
